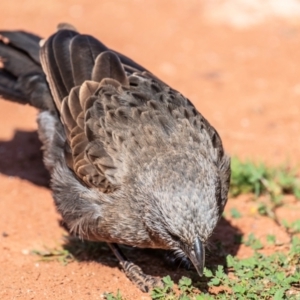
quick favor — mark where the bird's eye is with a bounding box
[167,231,180,243]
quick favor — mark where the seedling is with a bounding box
[244,233,264,250]
[266,234,276,245]
[31,247,73,265]
[104,290,124,300]
[230,208,242,219]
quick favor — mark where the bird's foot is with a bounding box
[121,261,163,293]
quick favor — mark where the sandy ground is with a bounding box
[0,0,300,299]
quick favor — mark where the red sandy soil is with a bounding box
[0,1,300,299]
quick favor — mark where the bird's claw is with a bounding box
[121,261,163,292]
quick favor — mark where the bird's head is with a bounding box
[135,151,225,277]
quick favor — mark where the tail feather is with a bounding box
[0,30,41,63]
[0,30,55,111]
[0,42,40,77]
[0,69,28,104]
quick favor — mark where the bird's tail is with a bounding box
[0,30,55,111]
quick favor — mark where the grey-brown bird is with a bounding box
[0,24,230,292]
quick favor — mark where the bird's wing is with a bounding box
[0,30,57,110]
[39,28,171,192]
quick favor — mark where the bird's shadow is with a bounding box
[0,130,50,187]
[0,130,243,288]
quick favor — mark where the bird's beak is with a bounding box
[187,237,205,276]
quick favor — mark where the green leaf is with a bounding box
[273,288,286,300]
[230,208,242,218]
[162,275,174,288]
[179,295,191,300]
[244,233,263,250]
[266,234,276,245]
[179,276,192,287]
[226,254,236,267]
[209,278,220,286]
[203,268,213,277]
[215,265,225,279]
[104,290,124,300]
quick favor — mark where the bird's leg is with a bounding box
[107,243,163,292]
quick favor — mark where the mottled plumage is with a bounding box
[0,24,230,292]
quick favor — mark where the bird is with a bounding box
[0,23,231,292]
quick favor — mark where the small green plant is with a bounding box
[31,236,110,264]
[230,157,300,202]
[243,233,264,250]
[281,219,300,234]
[230,157,300,234]
[104,290,124,300]
[178,277,193,294]
[230,158,268,197]
[201,239,300,299]
[31,247,74,265]
[230,208,242,219]
[151,276,176,299]
[151,275,203,300]
[257,202,268,216]
[266,234,276,245]
[204,265,226,287]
